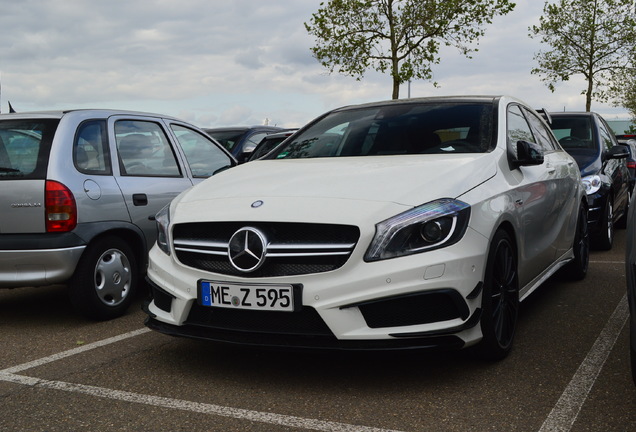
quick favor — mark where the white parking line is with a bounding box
[538,294,629,432]
[0,328,402,432]
[0,328,151,374]
[0,292,628,432]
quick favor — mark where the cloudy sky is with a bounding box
[0,0,630,129]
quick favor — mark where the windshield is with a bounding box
[0,119,59,179]
[266,102,495,159]
[550,117,596,151]
[550,116,599,170]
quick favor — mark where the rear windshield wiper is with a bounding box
[0,167,21,173]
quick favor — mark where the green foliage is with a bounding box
[529,0,636,111]
[305,0,516,99]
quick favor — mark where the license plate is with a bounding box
[199,280,294,312]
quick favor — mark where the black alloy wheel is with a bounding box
[475,230,519,360]
[563,203,589,280]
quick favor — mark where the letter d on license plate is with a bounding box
[199,280,294,312]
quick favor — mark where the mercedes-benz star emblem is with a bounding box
[228,227,268,272]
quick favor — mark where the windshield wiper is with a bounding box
[0,167,20,173]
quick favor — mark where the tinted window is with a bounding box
[268,102,494,159]
[597,117,615,152]
[550,117,595,150]
[206,130,244,151]
[171,124,234,177]
[74,120,111,175]
[522,107,557,152]
[0,119,58,179]
[506,105,535,160]
[115,120,181,177]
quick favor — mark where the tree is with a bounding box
[305,0,516,100]
[529,0,636,112]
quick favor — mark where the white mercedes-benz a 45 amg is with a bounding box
[143,96,589,360]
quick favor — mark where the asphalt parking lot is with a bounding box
[0,232,634,432]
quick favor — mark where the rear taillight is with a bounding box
[45,180,77,232]
[628,161,636,170]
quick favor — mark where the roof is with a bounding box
[0,108,182,121]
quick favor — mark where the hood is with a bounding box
[179,154,496,208]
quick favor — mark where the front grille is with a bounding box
[186,303,334,337]
[173,222,360,277]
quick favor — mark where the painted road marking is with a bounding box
[538,294,629,432]
[0,274,629,431]
[0,328,402,432]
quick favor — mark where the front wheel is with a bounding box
[68,236,138,320]
[474,230,519,361]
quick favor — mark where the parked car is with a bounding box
[625,192,636,385]
[615,135,636,191]
[549,112,630,250]
[204,125,283,162]
[0,109,236,320]
[247,129,298,161]
[143,96,588,360]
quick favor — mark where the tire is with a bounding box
[474,230,519,361]
[562,203,589,280]
[632,341,636,386]
[594,197,614,251]
[616,188,631,229]
[68,236,138,320]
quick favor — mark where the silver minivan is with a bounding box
[0,109,235,320]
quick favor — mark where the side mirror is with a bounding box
[514,140,544,166]
[606,144,629,160]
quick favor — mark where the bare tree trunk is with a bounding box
[586,78,593,111]
[392,76,400,99]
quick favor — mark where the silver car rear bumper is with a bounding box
[0,246,85,288]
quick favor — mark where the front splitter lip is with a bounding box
[143,313,468,352]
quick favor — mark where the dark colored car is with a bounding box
[549,112,631,250]
[247,129,298,161]
[615,135,636,192]
[203,126,283,162]
[625,191,636,385]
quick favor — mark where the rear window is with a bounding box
[267,102,495,159]
[206,130,245,151]
[0,119,59,179]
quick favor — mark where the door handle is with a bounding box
[132,193,148,206]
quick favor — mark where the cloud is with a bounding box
[0,0,630,125]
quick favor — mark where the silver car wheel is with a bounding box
[94,248,132,306]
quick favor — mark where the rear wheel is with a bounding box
[475,230,519,360]
[562,203,589,280]
[68,236,138,320]
[595,197,614,250]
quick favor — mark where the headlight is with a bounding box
[582,175,602,195]
[155,204,171,255]
[364,198,471,262]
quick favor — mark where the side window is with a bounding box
[598,118,615,152]
[171,124,234,177]
[522,108,557,152]
[115,120,181,177]
[74,120,111,174]
[507,105,534,158]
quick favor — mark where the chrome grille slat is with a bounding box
[172,222,360,277]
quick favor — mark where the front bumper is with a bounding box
[144,227,489,351]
